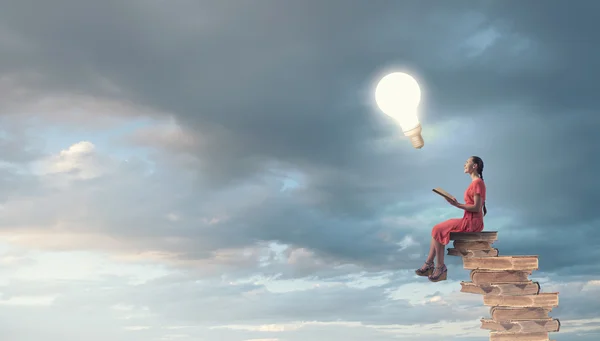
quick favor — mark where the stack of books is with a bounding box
[448,232,560,341]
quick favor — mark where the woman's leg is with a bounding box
[433,238,445,267]
[427,218,462,281]
[429,238,448,282]
[420,238,437,265]
[415,238,437,276]
[426,237,436,263]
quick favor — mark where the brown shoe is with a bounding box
[415,261,434,276]
[428,264,447,282]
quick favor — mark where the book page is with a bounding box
[432,187,455,200]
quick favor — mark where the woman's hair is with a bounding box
[471,156,487,216]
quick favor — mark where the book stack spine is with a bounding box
[448,232,560,341]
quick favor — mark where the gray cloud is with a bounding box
[0,0,597,275]
[0,1,599,340]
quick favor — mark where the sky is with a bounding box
[0,1,599,340]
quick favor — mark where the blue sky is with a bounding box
[1,1,599,341]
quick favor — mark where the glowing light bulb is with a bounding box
[375,72,424,149]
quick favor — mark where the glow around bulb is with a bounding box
[375,72,424,148]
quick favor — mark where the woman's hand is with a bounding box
[445,197,459,206]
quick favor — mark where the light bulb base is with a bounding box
[403,124,424,149]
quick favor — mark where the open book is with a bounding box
[432,187,455,201]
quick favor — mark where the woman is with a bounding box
[416,156,487,282]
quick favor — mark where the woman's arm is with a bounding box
[456,194,482,212]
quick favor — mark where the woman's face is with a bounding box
[464,158,476,174]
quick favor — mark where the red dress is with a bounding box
[432,178,486,245]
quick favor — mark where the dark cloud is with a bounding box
[0,0,597,274]
[0,1,599,339]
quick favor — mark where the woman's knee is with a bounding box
[431,223,444,234]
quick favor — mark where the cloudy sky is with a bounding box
[0,1,599,340]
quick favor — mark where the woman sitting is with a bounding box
[416,156,487,282]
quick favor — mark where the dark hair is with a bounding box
[471,156,487,216]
